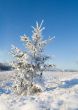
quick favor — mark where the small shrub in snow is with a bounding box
[10,21,54,95]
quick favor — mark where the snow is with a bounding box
[0,71,78,110]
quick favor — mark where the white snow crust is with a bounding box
[0,71,78,110]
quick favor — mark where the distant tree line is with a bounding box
[0,63,12,71]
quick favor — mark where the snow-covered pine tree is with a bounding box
[10,21,55,95]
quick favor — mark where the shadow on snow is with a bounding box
[59,78,78,88]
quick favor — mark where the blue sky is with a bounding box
[0,0,78,69]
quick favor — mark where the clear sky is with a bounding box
[0,0,78,70]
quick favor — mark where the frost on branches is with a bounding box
[10,21,55,95]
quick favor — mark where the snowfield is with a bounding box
[0,71,78,110]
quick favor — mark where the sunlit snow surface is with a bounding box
[0,71,78,110]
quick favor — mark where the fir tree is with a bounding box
[10,21,55,95]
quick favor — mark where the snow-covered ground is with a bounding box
[0,71,78,110]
